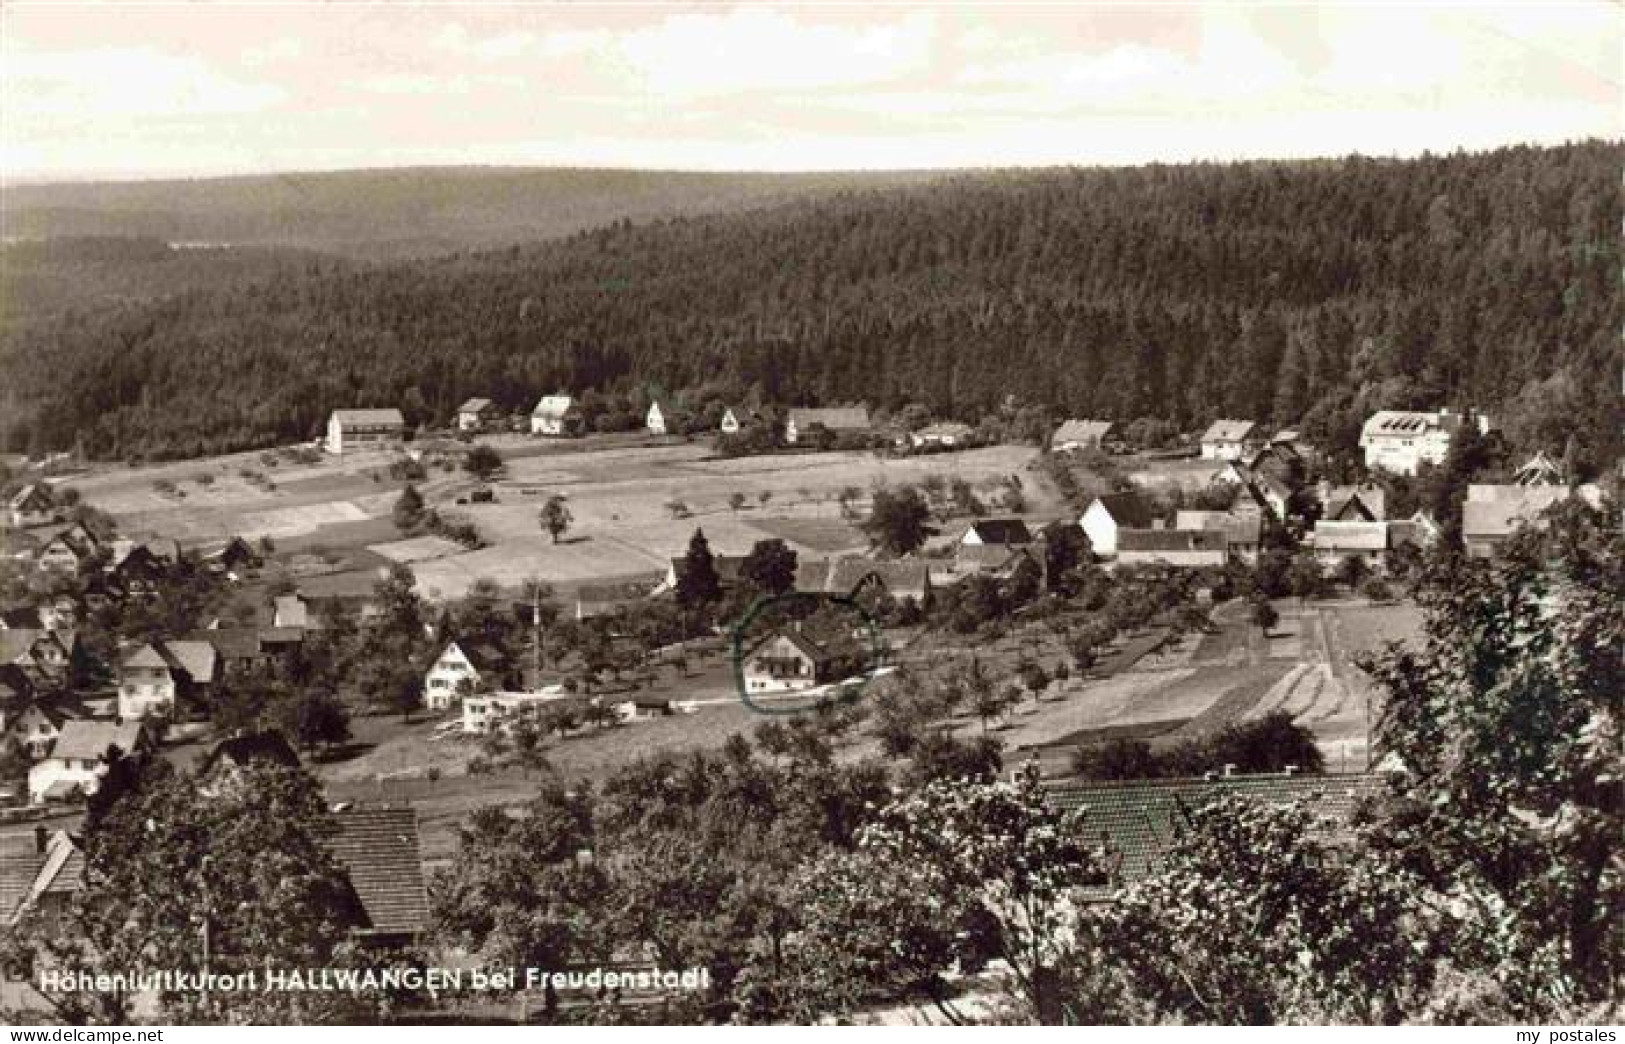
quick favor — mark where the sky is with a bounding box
[1,2,1620,182]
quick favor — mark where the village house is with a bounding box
[325,408,406,455]
[1512,450,1563,487]
[0,828,84,930]
[1244,472,1296,522]
[1358,408,1489,476]
[719,407,742,435]
[823,558,933,604]
[645,401,668,436]
[1175,510,1261,562]
[201,536,260,578]
[1199,420,1265,461]
[28,720,152,804]
[315,804,431,946]
[961,519,1034,549]
[741,630,838,694]
[35,523,101,573]
[1319,483,1387,522]
[909,422,974,449]
[1388,510,1442,551]
[1079,493,1155,558]
[1461,484,1574,560]
[455,397,500,432]
[1311,520,1391,572]
[0,629,72,686]
[662,553,749,596]
[107,538,181,597]
[1115,528,1229,569]
[117,640,219,722]
[423,638,510,711]
[784,406,871,445]
[7,485,56,529]
[4,701,71,760]
[272,593,314,629]
[1051,419,1120,453]
[530,394,580,436]
[462,689,567,734]
[616,697,673,723]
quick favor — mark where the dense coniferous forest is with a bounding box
[1,142,1618,469]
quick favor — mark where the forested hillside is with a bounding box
[1,142,1618,470]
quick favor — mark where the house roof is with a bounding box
[1117,528,1228,554]
[0,664,35,702]
[186,629,263,662]
[1324,486,1386,522]
[1462,487,1571,540]
[914,422,973,439]
[1312,520,1390,552]
[788,407,871,431]
[1200,419,1259,444]
[164,641,218,682]
[0,630,47,667]
[1086,493,1154,529]
[9,484,51,511]
[198,731,301,776]
[457,397,493,414]
[0,607,44,630]
[1052,419,1117,445]
[1360,409,1484,441]
[1046,772,1385,886]
[48,720,147,762]
[273,594,311,628]
[825,558,931,599]
[1174,511,1261,546]
[746,629,833,665]
[965,519,1034,546]
[531,394,576,418]
[330,408,404,427]
[577,579,660,608]
[319,806,429,937]
[668,554,748,587]
[0,830,82,922]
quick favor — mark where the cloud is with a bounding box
[2,45,285,119]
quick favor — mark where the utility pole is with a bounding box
[531,579,545,692]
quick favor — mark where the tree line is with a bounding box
[0,142,1616,473]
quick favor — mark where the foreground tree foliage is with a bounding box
[1357,499,1623,1017]
[0,759,382,1025]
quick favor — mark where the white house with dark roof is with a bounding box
[1311,520,1391,570]
[1359,408,1488,476]
[909,422,974,449]
[530,394,579,436]
[117,640,219,721]
[741,630,839,694]
[8,485,55,529]
[1079,493,1154,558]
[1461,485,1573,560]
[1199,420,1263,461]
[455,397,499,432]
[646,401,668,436]
[719,408,742,435]
[325,408,405,455]
[28,720,151,803]
[1116,528,1229,569]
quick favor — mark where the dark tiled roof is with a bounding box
[1117,528,1227,553]
[330,408,404,426]
[1052,419,1117,445]
[320,806,429,938]
[0,832,45,919]
[965,519,1033,546]
[1047,773,1385,886]
[1089,493,1154,529]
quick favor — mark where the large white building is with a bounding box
[530,395,579,436]
[325,408,405,455]
[1359,409,1488,476]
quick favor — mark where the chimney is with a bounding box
[33,825,47,854]
[1284,764,1299,777]
[1151,518,1165,531]
[1222,763,1237,778]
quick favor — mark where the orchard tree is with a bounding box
[1250,596,1279,635]
[463,444,504,482]
[539,495,573,544]
[391,483,426,531]
[861,486,931,555]
[740,538,798,597]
